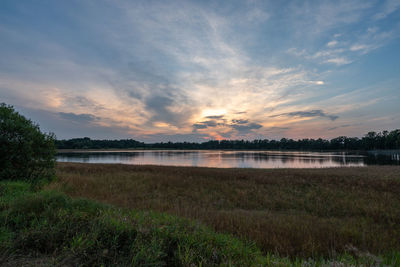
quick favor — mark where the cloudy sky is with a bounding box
[1,0,399,142]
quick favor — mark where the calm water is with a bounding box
[56,150,400,169]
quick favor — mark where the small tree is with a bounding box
[0,103,56,183]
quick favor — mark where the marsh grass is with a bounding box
[53,163,400,261]
[0,181,267,266]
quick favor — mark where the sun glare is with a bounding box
[201,108,227,118]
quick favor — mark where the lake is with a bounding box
[56,150,400,169]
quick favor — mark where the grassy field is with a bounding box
[51,163,400,264]
[1,181,269,266]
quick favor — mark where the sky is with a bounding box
[1,0,399,142]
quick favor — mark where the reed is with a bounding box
[0,181,266,266]
[52,163,400,259]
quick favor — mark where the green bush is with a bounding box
[0,103,56,183]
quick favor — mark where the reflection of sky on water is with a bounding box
[57,150,400,168]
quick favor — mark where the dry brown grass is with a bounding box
[52,163,400,258]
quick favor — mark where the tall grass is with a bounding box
[53,163,400,261]
[0,181,267,266]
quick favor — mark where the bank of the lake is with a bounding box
[51,163,400,264]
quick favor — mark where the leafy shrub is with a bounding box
[0,103,56,183]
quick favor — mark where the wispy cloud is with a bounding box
[373,0,400,20]
[288,24,397,66]
[324,57,352,65]
[350,44,369,51]
[271,110,339,121]
[288,0,373,35]
[328,123,362,131]
[191,114,263,136]
[58,112,99,124]
[205,115,225,119]
[326,40,338,47]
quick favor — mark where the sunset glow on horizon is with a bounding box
[1,0,399,142]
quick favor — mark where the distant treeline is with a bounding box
[56,129,400,150]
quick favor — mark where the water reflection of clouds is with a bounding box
[55,150,400,168]
[57,150,400,168]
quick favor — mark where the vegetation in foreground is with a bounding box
[2,179,398,267]
[53,163,400,265]
[0,181,269,266]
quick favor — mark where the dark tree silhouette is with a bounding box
[55,129,400,150]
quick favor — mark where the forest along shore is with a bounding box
[52,163,400,258]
